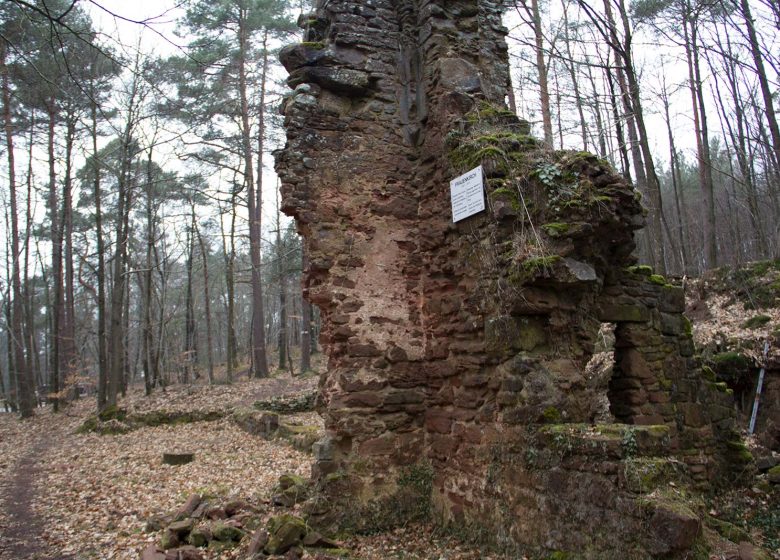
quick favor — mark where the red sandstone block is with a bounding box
[633,414,665,426]
[337,391,383,408]
[648,392,671,404]
[358,435,395,456]
[425,409,453,434]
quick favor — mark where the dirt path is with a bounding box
[0,431,72,560]
[0,376,320,559]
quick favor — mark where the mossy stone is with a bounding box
[541,406,561,423]
[485,315,548,353]
[542,222,570,237]
[710,352,753,383]
[160,529,179,550]
[623,458,679,493]
[627,265,653,276]
[649,274,668,286]
[279,473,306,488]
[266,515,308,555]
[705,515,751,544]
[98,404,127,422]
[207,539,237,553]
[187,526,210,547]
[211,521,244,542]
[725,440,754,465]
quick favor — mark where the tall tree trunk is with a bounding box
[184,210,196,384]
[530,0,553,144]
[240,14,269,378]
[660,74,690,273]
[47,99,63,411]
[506,72,518,115]
[681,7,716,269]
[107,129,131,407]
[604,50,631,180]
[614,0,667,272]
[554,69,564,149]
[220,193,237,383]
[62,115,77,397]
[122,253,131,396]
[561,1,588,150]
[142,148,156,395]
[24,116,35,402]
[1,42,33,417]
[153,241,165,387]
[277,218,287,371]
[194,219,214,385]
[300,247,312,373]
[92,100,108,409]
[4,290,19,413]
[586,64,607,158]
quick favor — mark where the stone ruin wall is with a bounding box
[275,1,748,557]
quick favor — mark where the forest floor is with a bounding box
[0,371,775,560]
[0,371,504,560]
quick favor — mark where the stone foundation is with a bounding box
[275,1,746,557]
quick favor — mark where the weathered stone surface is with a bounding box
[174,495,201,521]
[163,546,203,560]
[186,525,210,547]
[265,514,308,555]
[247,528,269,556]
[159,529,179,550]
[141,544,166,560]
[272,474,310,507]
[288,67,371,97]
[598,304,652,323]
[275,0,741,557]
[167,518,195,537]
[738,542,773,560]
[210,521,244,542]
[437,58,482,93]
[231,409,280,438]
[279,43,327,72]
[648,504,701,555]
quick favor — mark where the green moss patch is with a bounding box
[705,515,751,544]
[742,314,771,329]
[709,352,753,384]
[649,274,668,286]
[339,462,434,535]
[254,391,317,413]
[78,408,226,435]
[724,439,754,466]
[627,265,654,276]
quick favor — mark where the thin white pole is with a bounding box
[748,340,770,435]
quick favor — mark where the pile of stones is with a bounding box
[141,476,344,560]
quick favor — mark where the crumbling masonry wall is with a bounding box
[275,1,746,557]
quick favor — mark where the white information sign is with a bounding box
[450,165,485,222]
